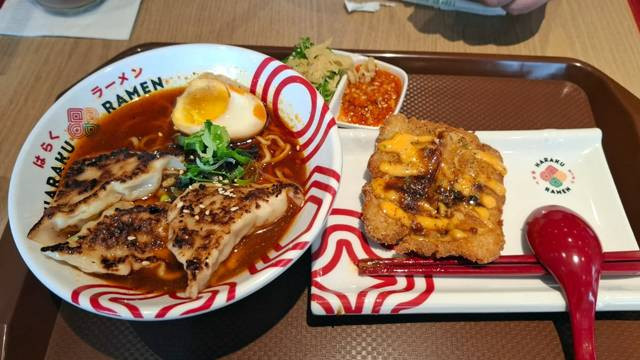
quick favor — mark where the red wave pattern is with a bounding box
[69,56,339,319]
[302,119,336,164]
[71,282,237,319]
[310,209,435,315]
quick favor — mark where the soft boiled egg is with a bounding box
[171,73,267,140]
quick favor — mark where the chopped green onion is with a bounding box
[176,120,255,187]
[284,36,313,63]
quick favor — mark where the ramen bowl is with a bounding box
[8,44,342,320]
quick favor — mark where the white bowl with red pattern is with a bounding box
[8,44,342,320]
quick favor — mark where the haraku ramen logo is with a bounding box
[66,107,99,139]
[531,157,576,194]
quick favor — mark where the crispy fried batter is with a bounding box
[362,114,506,264]
[362,183,409,246]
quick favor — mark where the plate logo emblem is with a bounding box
[531,157,575,194]
[66,107,100,139]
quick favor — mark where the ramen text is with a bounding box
[101,76,165,114]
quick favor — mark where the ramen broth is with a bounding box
[69,87,306,291]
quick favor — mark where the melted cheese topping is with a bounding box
[449,229,467,239]
[380,201,412,227]
[485,179,506,196]
[373,131,505,241]
[437,203,448,217]
[440,162,453,179]
[371,178,400,201]
[378,133,435,176]
[473,150,507,176]
[454,175,475,196]
[479,194,496,209]
[379,162,425,177]
[474,206,490,220]
[380,200,451,231]
[415,215,450,231]
[381,198,489,241]
[379,133,434,162]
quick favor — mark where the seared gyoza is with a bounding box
[28,148,183,245]
[167,182,304,298]
[40,202,171,275]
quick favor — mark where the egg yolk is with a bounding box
[253,103,267,122]
[181,80,230,125]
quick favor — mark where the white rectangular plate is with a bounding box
[310,128,640,315]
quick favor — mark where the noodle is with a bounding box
[256,135,291,165]
[270,143,291,163]
[255,135,269,145]
[275,168,289,182]
[128,134,163,151]
[139,134,163,150]
[257,169,279,183]
[126,117,171,151]
[259,142,272,163]
[128,136,140,148]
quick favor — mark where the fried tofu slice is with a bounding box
[167,182,304,298]
[28,148,183,246]
[40,202,171,275]
[362,114,506,264]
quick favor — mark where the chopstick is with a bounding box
[358,251,640,277]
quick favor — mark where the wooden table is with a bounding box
[1,1,639,358]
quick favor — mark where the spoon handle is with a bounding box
[569,297,597,360]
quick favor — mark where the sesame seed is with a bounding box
[199,204,206,208]
[158,132,163,137]
[205,210,210,215]
[183,209,190,214]
[142,261,150,266]
[195,215,200,220]
[230,206,239,211]
[127,235,136,240]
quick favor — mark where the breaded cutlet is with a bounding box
[361,114,506,264]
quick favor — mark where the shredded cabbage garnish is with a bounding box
[284,37,353,102]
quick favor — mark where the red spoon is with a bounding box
[526,205,603,360]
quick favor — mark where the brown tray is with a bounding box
[2,43,640,359]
